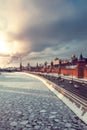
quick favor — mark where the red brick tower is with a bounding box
[77,54,86,78]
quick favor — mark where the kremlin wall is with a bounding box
[39,61,87,79]
[21,54,87,79]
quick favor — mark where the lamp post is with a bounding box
[58,59,61,78]
[72,69,73,85]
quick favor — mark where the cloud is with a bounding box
[6,0,87,51]
[0,53,10,57]
[0,0,87,66]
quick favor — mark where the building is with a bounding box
[71,54,78,65]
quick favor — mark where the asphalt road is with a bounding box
[0,72,87,130]
[43,75,87,100]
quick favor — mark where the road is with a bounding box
[0,72,87,130]
[41,74,87,100]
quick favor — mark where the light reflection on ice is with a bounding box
[0,72,51,94]
[0,72,56,99]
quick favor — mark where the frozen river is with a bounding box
[0,72,86,130]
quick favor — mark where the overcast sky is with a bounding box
[0,0,87,67]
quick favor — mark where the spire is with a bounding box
[20,57,22,71]
[79,53,83,60]
[20,62,22,71]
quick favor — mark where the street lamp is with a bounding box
[58,59,61,78]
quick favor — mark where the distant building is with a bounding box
[53,57,71,67]
[61,59,70,66]
[53,58,60,67]
[71,54,78,65]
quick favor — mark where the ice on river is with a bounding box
[0,72,86,130]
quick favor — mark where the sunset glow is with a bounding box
[0,34,26,56]
[0,36,10,54]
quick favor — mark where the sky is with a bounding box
[0,0,87,67]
